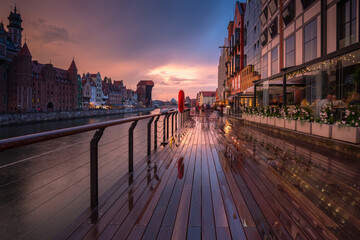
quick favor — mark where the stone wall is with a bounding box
[0,108,155,126]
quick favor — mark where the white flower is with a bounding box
[342,121,346,124]
[352,112,355,115]
[356,123,359,126]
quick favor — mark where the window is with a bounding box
[282,0,295,26]
[260,29,268,46]
[285,35,295,67]
[337,0,357,49]
[260,7,268,25]
[271,46,278,75]
[300,0,315,10]
[262,54,268,78]
[269,17,278,38]
[269,0,278,15]
[244,27,247,46]
[304,19,317,62]
[244,54,247,67]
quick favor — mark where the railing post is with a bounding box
[167,113,169,139]
[175,112,178,132]
[163,114,166,143]
[147,117,155,155]
[171,113,174,137]
[161,114,169,146]
[154,115,160,149]
[129,120,138,173]
[90,128,104,208]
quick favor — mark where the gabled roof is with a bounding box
[18,43,31,57]
[68,59,77,71]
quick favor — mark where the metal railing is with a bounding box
[0,109,191,209]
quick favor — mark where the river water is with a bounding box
[0,109,173,239]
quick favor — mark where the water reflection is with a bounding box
[177,157,184,180]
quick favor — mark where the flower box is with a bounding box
[332,125,360,143]
[284,119,296,131]
[268,117,275,126]
[312,122,332,138]
[242,114,248,121]
[260,116,268,125]
[297,121,311,134]
[254,115,261,123]
[275,118,285,128]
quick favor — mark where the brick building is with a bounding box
[136,80,154,107]
[7,43,78,112]
[0,7,78,113]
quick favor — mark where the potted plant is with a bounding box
[267,106,276,125]
[253,106,261,123]
[296,106,313,134]
[260,107,269,124]
[284,106,296,131]
[332,105,360,143]
[312,103,333,138]
[273,106,285,128]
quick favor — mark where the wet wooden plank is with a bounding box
[201,131,216,240]
[204,132,228,228]
[216,227,232,240]
[127,225,146,240]
[186,227,200,240]
[140,130,194,240]
[158,226,173,240]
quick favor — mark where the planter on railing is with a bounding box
[332,125,360,143]
[260,116,268,125]
[268,117,275,126]
[275,118,285,128]
[254,115,261,123]
[284,119,296,131]
[297,121,312,134]
[312,122,332,138]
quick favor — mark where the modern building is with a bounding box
[136,80,154,107]
[255,0,360,111]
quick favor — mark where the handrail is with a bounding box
[0,110,178,152]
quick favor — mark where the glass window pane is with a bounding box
[286,50,295,67]
[351,0,357,19]
[304,19,317,43]
[286,35,295,54]
[304,39,317,62]
[345,0,350,22]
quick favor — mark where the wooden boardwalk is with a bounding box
[58,115,360,240]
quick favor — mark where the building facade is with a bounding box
[256,0,360,111]
[136,80,154,107]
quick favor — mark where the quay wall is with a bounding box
[0,108,155,126]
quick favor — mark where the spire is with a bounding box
[18,42,32,57]
[68,59,77,71]
[14,4,17,14]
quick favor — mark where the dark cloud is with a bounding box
[30,19,70,43]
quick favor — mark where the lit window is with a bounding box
[262,54,268,78]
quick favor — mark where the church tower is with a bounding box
[7,5,23,50]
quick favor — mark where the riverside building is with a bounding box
[255,0,360,110]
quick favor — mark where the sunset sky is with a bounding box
[0,0,239,100]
